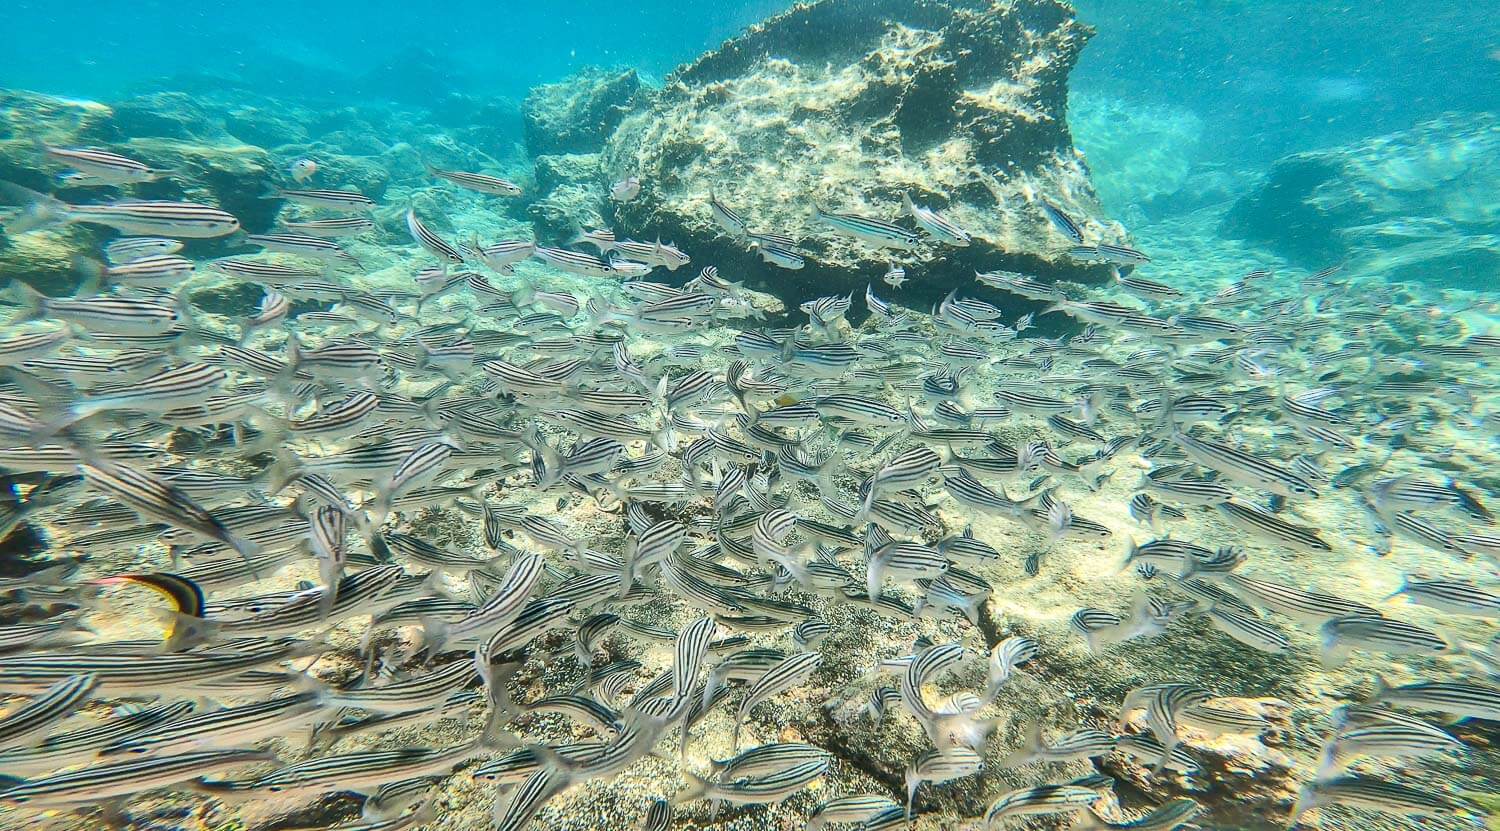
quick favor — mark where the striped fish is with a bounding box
[78,458,258,564]
[1293,775,1461,820]
[426,165,521,196]
[0,328,69,366]
[69,362,227,421]
[999,725,1115,767]
[201,742,479,799]
[86,253,196,288]
[814,205,921,250]
[104,236,183,263]
[1172,430,1318,499]
[534,246,652,279]
[280,216,375,236]
[678,757,827,810]
[421,552,544,652]
[1070,243,1150,265]
[242,232,360,267]
[1388,575,1500,617]
[0,673,98,749]
[100,692,324,757]
[406,208,465,264]
[731,652,820,750]
[901,193,970,246]
[8,285,181,335]
[62,199,239,237]
[45,146,168,183]
[1368,676,1500,723]
[265,187,375,212]
[0,748,274,807]
[708,190,749,237]
[1320,613,1451,667]
[985,784,1102,823]
[904,747,982,817]
[1038,200,1085,243]
[1214,499,1332,552]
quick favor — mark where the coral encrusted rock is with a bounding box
[595,0,1120,313]
[523,68,645,157]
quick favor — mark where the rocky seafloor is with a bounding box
[1,0,1498,830]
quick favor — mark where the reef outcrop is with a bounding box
[600,0,1118,312]
[523,68,644,157]
[1221,112,1500,288]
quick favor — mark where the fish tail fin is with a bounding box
[259,183,285,200]
[1118,537,1139,573]
[478,661,523,751]
[155,609,218,652]
[1319,642,1351,669]
[417,617,450,663]
[69,256,107,298]
[770,552,812,591]
[1314,741,1342,780]
[999,722,1044,768]
[265,448,304,495]
[865,556,884,604]
[675,770,712,804]
[904,765,919,819]
[1289,785,1318,823]
[0,179,71,233]
[2,278,48,325]
[960,595,982,626]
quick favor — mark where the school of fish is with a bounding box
[0,137,1496,831]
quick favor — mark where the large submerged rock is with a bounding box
[520,0,1120,314]
[523,68,644,157]
[1220,112,1500,288]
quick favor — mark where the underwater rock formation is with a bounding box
[1221,111,1500,288]
[528,152,608,239]
[586,0,1119,312]
[0,86,526,294]
[523,67,644,157]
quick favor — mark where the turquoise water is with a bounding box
[7,0,1495,275]
[0,1,1497,830]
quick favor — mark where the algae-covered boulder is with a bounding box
[528,153,606,240]
[591,0,1118,311]
[1221,112,1500,288]
[223,104,310,148]
[0,90,118,147]
[523,67,644,157]
[0,226,99,295]
[111,91,225,140]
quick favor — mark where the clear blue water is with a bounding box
[0,2,1497,828]
[1,0,783,101]
[7,0,1496,252]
